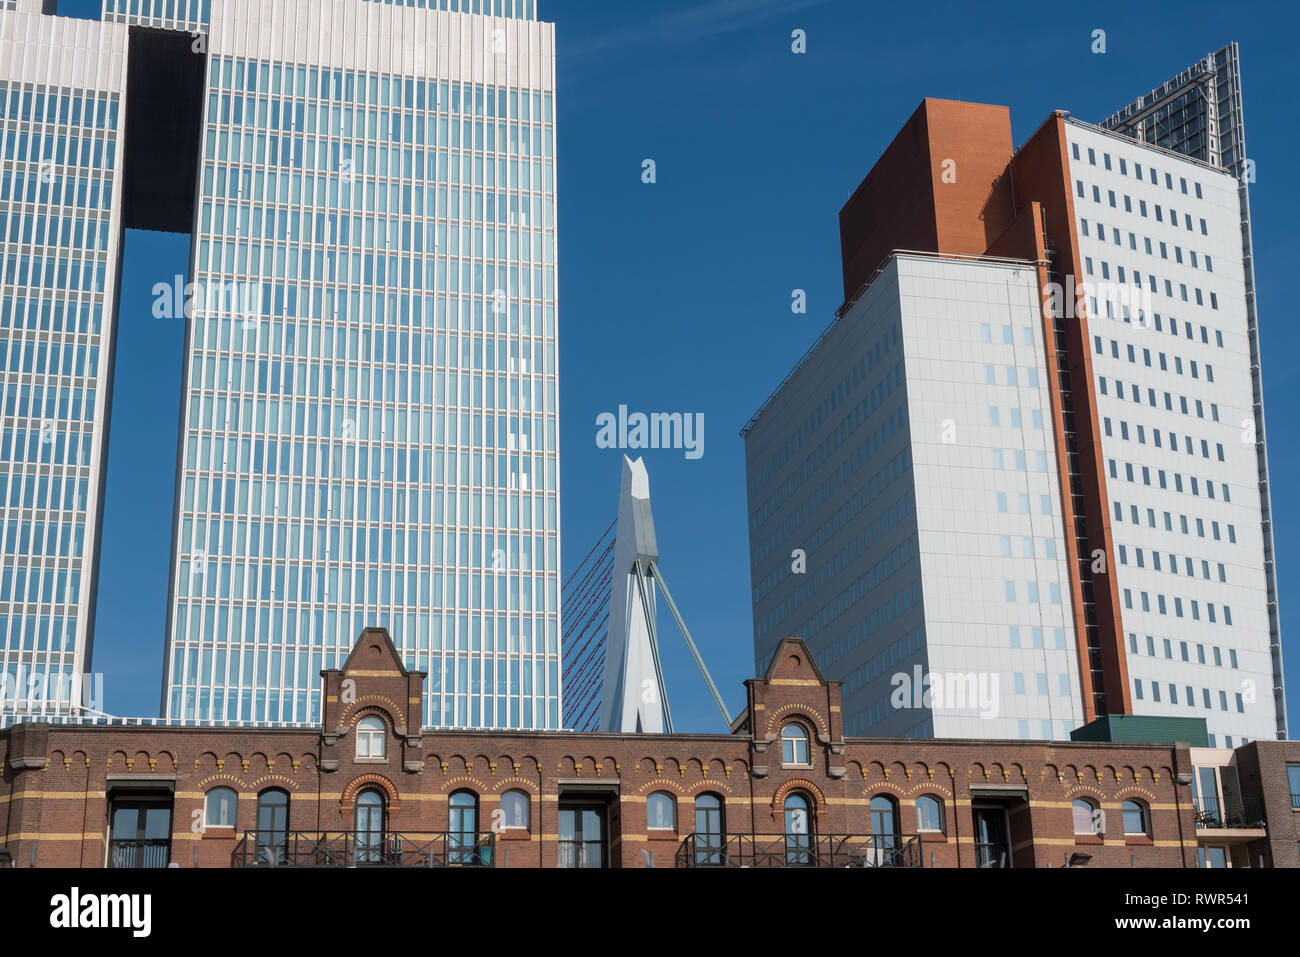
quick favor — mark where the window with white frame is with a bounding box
[205,787,237,829]
[356,715,387,759]
[781,723,810,765]
[500,789,530,830]
[646,791,676,830]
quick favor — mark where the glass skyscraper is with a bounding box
[0,0,562,730]
[0,3,127,723]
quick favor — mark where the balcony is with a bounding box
[973,841,1012,869]
[108,838,171,869]
[676,834,923,868]
[1193,797,1266,839]
[233,831,495,868]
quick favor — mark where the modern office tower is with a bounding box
[0,0,562,730]
[745,85,1284,745]
[0,2,127,722]
[1099,44,1285,741]
[1066,131,1278,746]
[744,247,1085,740]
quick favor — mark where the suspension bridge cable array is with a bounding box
[561,520,615,730]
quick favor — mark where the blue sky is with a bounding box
[57,0,1300,733]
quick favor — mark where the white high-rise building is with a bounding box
[744,253,1085,740]
[745,76,1284,747]
[1064,119,1278,745]
[1100,43,1285,741]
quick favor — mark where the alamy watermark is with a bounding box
[595,405,704,460]
[890,666,1000,718]
[0,668,103,714]
[152,275,264,326]
[50,888,151,938]
[1042,275,1153,326]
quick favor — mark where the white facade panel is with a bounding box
[743,254,1082,741]
[900,256,1082,740]
[1065,121,1275,745]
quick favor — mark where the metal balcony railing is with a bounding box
[973,842,1011,869]
[1193,797,1266,830]
[108,839,171,869]
[676,833,923,868]
[233,831,495,868]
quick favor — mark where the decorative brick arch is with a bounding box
[487,778,539,796]
[341,774,401,815]
[339,695,406,733]
[771,777,826,812]
[635,778,687,797]
[196,773,245,792]
[861,783,907,800]
[763,704,829,739]
[1114,787,1158,804]
[1063,785,1107,801]
[442,776,490,794]
[684,778,733,796]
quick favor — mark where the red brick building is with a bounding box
[1,628,1290,869]
[1224,740,1300,868]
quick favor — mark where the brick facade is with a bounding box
[1231,740,1300,867]
[0,629,1282,869]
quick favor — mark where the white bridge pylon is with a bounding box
[599,456,732,734]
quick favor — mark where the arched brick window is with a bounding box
[781,723,810,765]
[356,715,387,759]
